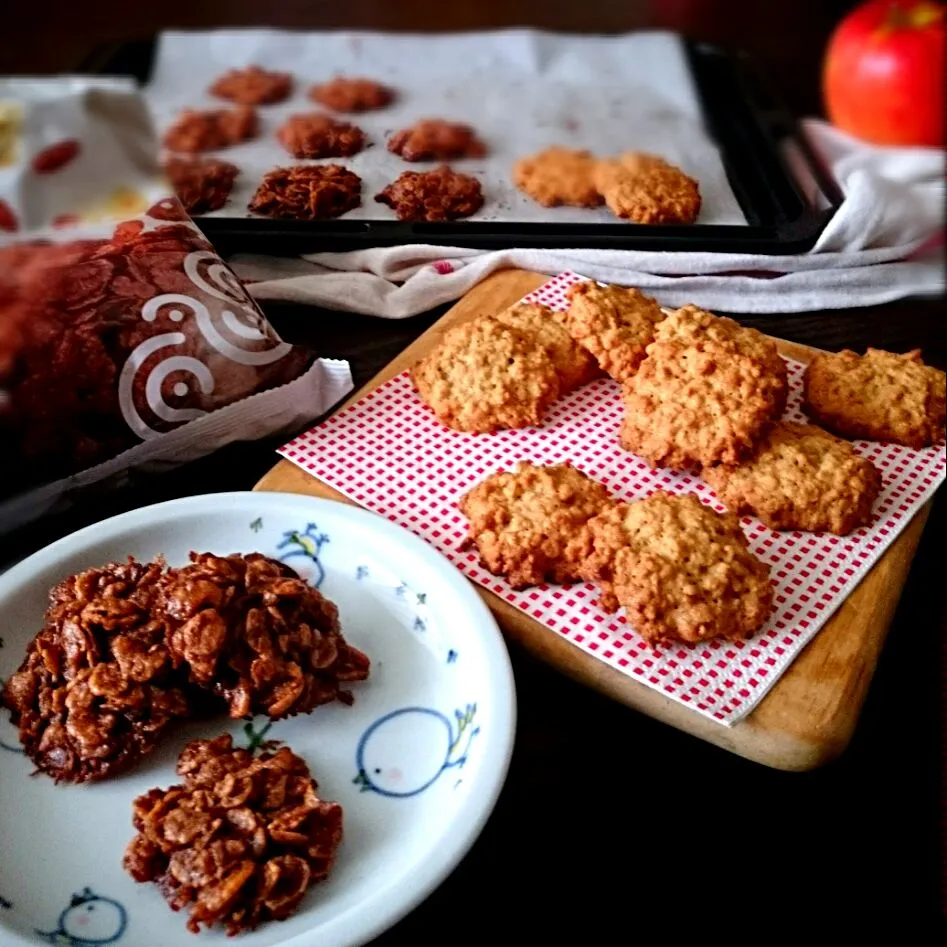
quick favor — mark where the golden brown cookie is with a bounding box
[411,317,560,432]
[209,66,293,105]
[703,421,882,534]
[309,76,394,112]
[578,492,773,644]
[276,113,365,159]
[512,147,603,208]
[803,348,946,449]
[494,302,599,393]
[594,152,701,223]
[656,304,789,394]
[620,338,787,469]
[387,120,487,162]
[556,281,666,383]
[459,462,614,588]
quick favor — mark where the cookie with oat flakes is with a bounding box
[411,317,560,433]
[495,302,599,393]
[163,107,258,153]
[556,281,666,383]
[163,156,238,215]
[620,337,787,470]
[594,152,701,224]
[577,492,773,644]
[210,66,293,105]
[459,462,615,588]
[513,147,602,208]
[803,348,946,449]
[703,421,882,534]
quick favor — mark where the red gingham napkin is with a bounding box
[279,272,946,725]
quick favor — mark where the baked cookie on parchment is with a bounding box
[387,120,486,162]
[578,492,773,645]
[248,165,362,220]
[209,66,293,105]
[309,76,394,112]
[375,165,483,221]
[513,147,603,208]
[411,317,560,432]
[703,421,882,534]
[276,113,366,159]
[803,348,946,449]
[557,281,666,383]
[495,302,599,393]
[459,462,614,588]
[594,152,701,224]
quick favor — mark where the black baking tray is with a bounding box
[83,36,842,257]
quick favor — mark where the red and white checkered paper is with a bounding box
[279,272,946,725]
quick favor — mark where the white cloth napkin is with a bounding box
[230,120,945,316]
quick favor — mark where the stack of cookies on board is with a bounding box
[411,281,946,647]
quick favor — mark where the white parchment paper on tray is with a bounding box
[278,272,947,726]
[145,29,747,225]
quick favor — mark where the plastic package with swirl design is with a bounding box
[0,77,353,531]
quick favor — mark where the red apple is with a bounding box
[823,0,945,147]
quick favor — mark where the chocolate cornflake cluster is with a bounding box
[163,156,239,214]
[159,552,370,719]
[386,119,486,162]
[163,107,258,153]
[124,734,343,936]
[376,165,484,222]
[0,560,192,783]
[248,165,362,220]
[0,553,370,783]
[276,113,366,159]
[210,66,293,105]
[308,76,393,112]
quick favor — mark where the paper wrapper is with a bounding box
[278,272,947,725]
[146,29,746,225]
[0,77,353,532]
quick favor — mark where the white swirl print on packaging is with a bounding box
[118,242,295,441]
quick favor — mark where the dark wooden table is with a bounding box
[3,1,945,929]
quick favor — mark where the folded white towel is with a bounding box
[231,120,945,316]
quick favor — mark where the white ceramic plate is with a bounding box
[0,492,516,947]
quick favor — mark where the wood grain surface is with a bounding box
[255,269,932,772]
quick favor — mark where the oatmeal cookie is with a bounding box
[309,76,394,112]
[276,113,366,159]
[656,304,788,387]
[494,302,599,392]
[620,337,787,469]
[387,119,487,162]
[156,552,370,720]
[375,165,483,222]
[459,462,614,588]
[163,156,239,215]
[163,107,258,153]
[803,347,946,448]
[578,492,773,644]
[210,66,293,105]
[249,165,361,220]
[124,734,343,936]
[411,317,560,432]
[0,559,192,783]
[513,147,602,208]
[557,281,666,383]
[594,152,701,223]
[703,421,882,534]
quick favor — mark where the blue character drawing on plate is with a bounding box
[354,704,480,798]
[36,888,127,946]
[277,523,329,588]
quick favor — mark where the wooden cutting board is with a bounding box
[255,269,931,772]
